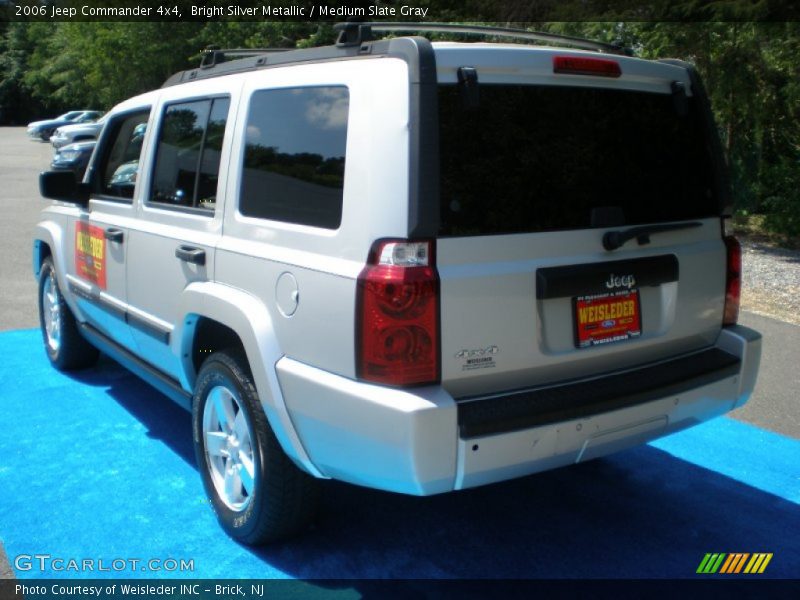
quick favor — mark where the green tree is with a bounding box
[1,18,797,236]
[546,21,800,237]
[0,22,52,122]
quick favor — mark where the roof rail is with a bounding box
[162,39,379,88]
[334,22,632,56]
[161,22,632,89]
[199,47,292,69]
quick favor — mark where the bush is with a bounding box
[759,159,800,238]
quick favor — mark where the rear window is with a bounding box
[438,85,719,237]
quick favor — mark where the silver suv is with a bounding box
[33,23,762,544]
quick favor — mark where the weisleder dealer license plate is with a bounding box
[573,290,642,348]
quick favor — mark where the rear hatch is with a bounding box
[432,45,728,398]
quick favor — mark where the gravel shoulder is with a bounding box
[740,239,800,326]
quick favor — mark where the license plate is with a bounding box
[574,290,642,348]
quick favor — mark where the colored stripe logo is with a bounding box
[697,553,773,574]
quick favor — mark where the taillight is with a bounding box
[723,235,741,326]
[356,239,440,386]
[553,56,621,78]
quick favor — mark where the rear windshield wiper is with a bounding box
[603,221,703,251]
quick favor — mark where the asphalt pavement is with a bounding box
[0,543,11,579]
[0,126,797,440]
[0,127,52,331]
[734,311,800,439]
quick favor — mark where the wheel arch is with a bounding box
[190,318,245,377]
[33,238,52,278]
[176,281,324,479]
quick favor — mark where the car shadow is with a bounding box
[69,356,800,580]
[249,451,799,580]
[67,355,196,466]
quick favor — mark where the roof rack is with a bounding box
[334,22,632,56]
[162,39,382,88]
[199,47,291,69]
[161,22,633,88]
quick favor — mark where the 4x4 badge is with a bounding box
[455,345,499,359]
[456,346,499,372]
[605,274,636,289]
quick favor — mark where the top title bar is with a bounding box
[2,0,799,23]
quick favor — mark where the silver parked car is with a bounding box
[50,114,107,149]
[33,23,761,545]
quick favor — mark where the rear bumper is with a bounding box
[276,325,761,495]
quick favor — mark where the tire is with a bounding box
[192,350,320,544]
[37,257,99,370]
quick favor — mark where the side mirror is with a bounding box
[39,171,90,207]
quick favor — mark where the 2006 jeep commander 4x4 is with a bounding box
[34,23,762,544]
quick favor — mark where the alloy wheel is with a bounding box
[202,385,256,511]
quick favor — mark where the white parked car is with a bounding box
[33,23,761,545]
[50,114,107,149]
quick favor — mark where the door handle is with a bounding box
[175,245,206,266]
[104,228,124,243]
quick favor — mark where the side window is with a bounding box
[150,97,230,211]
[240,86,349,229]
[96,110,149,201]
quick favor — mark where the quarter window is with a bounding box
[240,86,349,229]
[150,97,230,211]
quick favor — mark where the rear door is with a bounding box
[125,84,235,381]
[433,48,728,398]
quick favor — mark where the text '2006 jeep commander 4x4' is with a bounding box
[34,23,762,544]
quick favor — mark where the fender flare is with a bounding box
[176,281,324,478]
[33,221,86,322]
[33,221,62,277]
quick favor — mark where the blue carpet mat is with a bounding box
[0,329,798,579]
